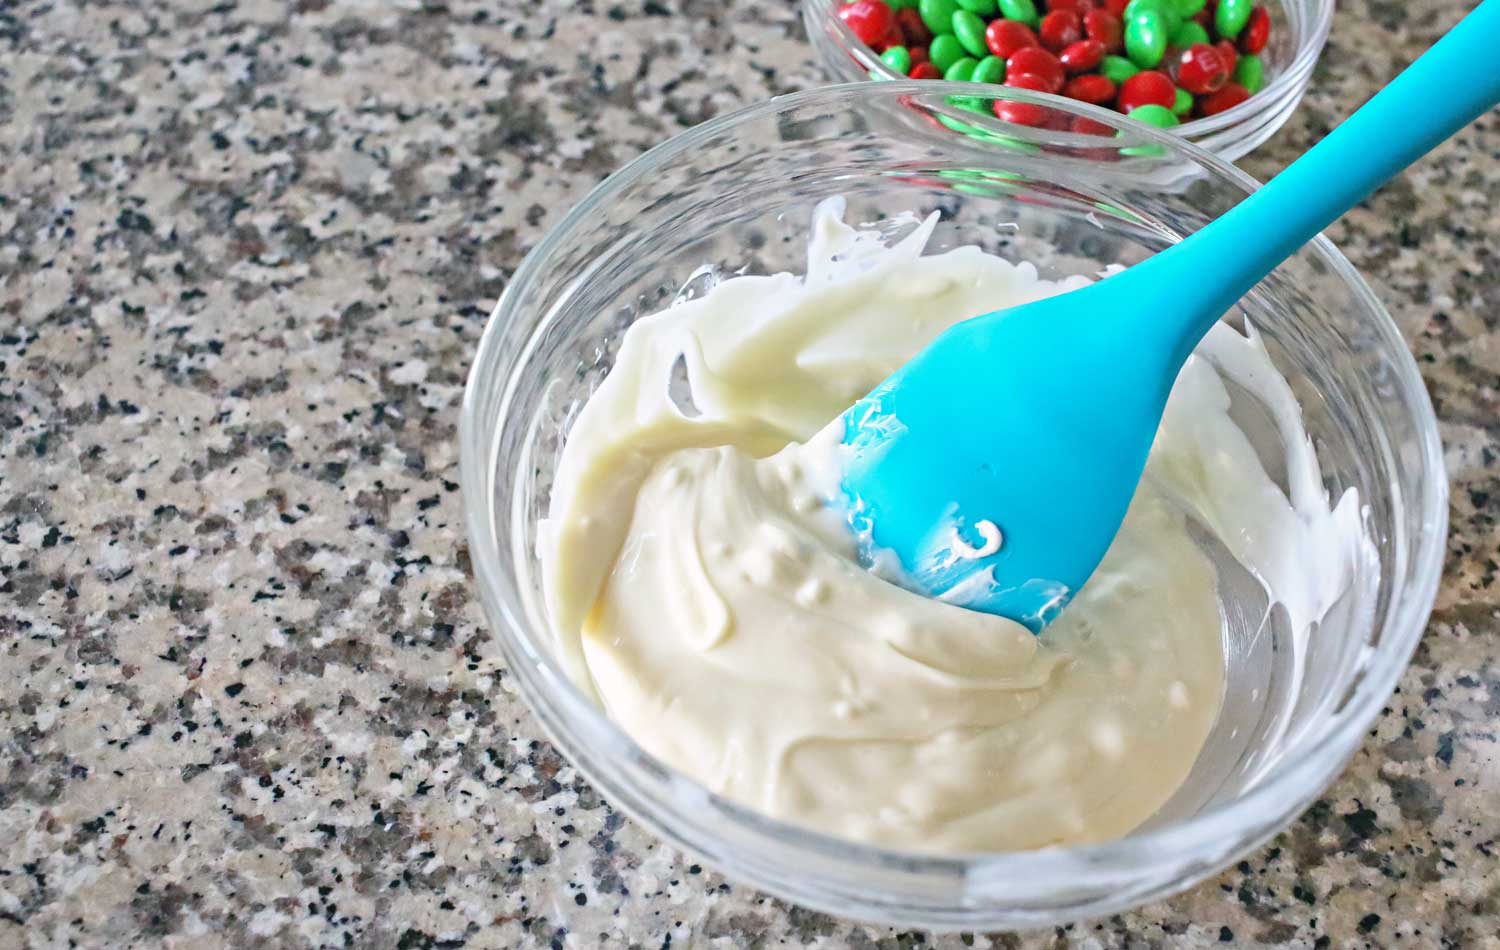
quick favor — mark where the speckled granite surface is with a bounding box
[2,0,1496,946]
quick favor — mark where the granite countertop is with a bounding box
[2,0,1496,945]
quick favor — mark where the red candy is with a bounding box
[1060,38,1105,72]
[1063,72,1116,103]
[908,45,929,64]
[1083,10,1123,51]
[1046,0,1095,13]
[838,0,894,47]
[896,6,932,46]
[1008,46,1066,91]
[1240,5,1270,53]
[1200,81,1250,114]
[1104,0,1130,17]
[879,21,904,51]
[909,61,943,79]
[1215,39,1238,76]
[995,72,1053,126]
[1176,42,1229,94]
[1117,69,1176,111]
[1039,9,1082,51]
[1071,114,1117,135]
[986,18,1040,58]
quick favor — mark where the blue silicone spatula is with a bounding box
[840,0,1499,630]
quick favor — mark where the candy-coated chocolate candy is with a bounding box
[1199,80,1249,113]
[1071,114,1117,135]
[1084,9,1124,50]
[1170,20,1210,47]
[886,0,915,7]
[1063,72,1116,103]
[971,54,1007,83]
[839,0,896,46]
[945,55,979,79]
[986,18,1040,57]
[952,9,991,55]
[955,0,998,13]
[1007,45,1066,91]
[1175,42,1228,94]
[930,32,966,70]
[1127,102,1179,126]
[1126,0,1179,32]
[995,71,1053,125]
[1235,51,1263,92]
[1170,0,1205,17]
[910,44,930,62]
[1048,0,1095,13]
[1171,85,1192,114]
[1117,68,1175,110]
[998,0,1042,28]
[1059,38,1105,72]
[1101,53,1139,82]
[919,0,959,35]
[1240,5,1269,53]
[1104,0,1130,15]
[1215,0,1252,38]
[1124,8,1167,67]
[882,44,913,72]
[897,6,934,44]
[1215,38,1237,75]
[910,60,944,78]
[1039,9,1082,50]
[879,21,906,50]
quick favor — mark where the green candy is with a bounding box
[1101,54,1140,84]
[1171,20,1210,48]
[919,0,959,35]
[1235,52,1264,93]
[1120,141,1167,158]
[1216,0,1253,38]
[971,54,1006,84]
[1126,0,1179,33]
[997,0,1040,28]
[1125,9,1168,67]
[882,45,912,74]
[1128,103,1179,127]
[1119,104,1175,156]
[1172,86,1193,115]
[936,114,1041,151]
[944,56,979,80]
[886,0,918,7]
[1170,0,1206,17]
[930,33,966,72]
[955,0,997,14]
[952,9,989,56]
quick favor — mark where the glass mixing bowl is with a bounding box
[802,0,1333,161]
[460,83,1445,930]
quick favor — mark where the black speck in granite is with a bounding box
[1,0,1498,945]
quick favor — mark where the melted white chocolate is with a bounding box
[538,199,1367,853]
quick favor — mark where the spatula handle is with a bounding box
[1155,0,1500,357]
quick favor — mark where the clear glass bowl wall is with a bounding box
[460,84,1446,930]
[801,0,1334,161]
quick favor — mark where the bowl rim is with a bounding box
[459,80,1447,902]
[802,0,1335,137]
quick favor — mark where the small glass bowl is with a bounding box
[801,0,1333,161]
[460,83,1445,930]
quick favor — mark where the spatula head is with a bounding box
[838,281,1174,630]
